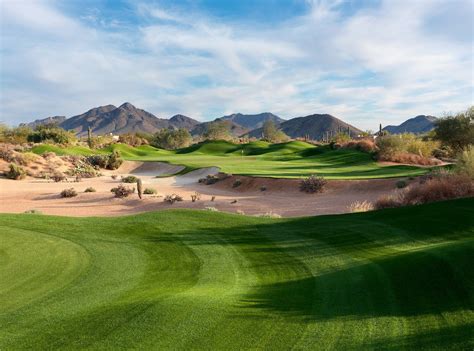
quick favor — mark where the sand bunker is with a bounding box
[115,161,185,176]
[0,159,407,217]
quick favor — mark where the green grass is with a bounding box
[0,198,473,350]
[32,141,432,179]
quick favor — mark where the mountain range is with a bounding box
[23,102,434,140]
[382,115,438,134]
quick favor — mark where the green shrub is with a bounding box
[27,125,76,145]
[6,163,26,180]
[60,188,77,198]
[300,175,327,193]
[87,151,123,170]
[143,187,157,195]
[84,187,96,193]
[152,128,192,149]
[122,175,138,183]
[434,107,474,152]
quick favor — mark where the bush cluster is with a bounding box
[375,173,473,209]
[300,175,327,193]
[376,134,440,163]
[164,194,183,204]
[86,151,123,170]
[343,139,377,153]
[60,188,77,198]
[111,184,135,198]
[199,174,219,185]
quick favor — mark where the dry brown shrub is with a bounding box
[403,174,473,205]
[374,195,403,210]
[343,139,377,153]
[379,152,441,166]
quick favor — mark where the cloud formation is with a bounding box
[0,0,472,129]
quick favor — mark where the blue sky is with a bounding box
[1,0,472,129]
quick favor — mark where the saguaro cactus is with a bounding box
[87,126,93,148]
[137,178,143,199]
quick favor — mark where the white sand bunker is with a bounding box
[175,167,220,185]
[117,161,185,176]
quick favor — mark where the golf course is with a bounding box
[31,140,431,179]
[1,198,473,350]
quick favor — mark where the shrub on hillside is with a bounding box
[152,128,192,149]
[6,163,26,180]
[86,151,123,170]
[300,175,327,193]
[111,184,135,198]
[28,125,76,145]
[118,133,150,147]
[0,125,33,144]
[261,120,289,143]
[60,188,77,198]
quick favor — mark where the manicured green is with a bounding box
[1,198,473,350]
[32,141,432,179]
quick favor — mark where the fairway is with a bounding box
[1,198,473,350]
[32,140,431,179]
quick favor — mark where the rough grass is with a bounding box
[0,198,473,350]
[32,141,435,180]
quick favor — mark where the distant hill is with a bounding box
[248,114,363,140]
[383,115,438,134]
[169,114,200,130]
[60,103,170,136]
[218,112,284,130]
[20,116,67,129]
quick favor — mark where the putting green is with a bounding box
[1,198,473,349]
[31,140,432,179]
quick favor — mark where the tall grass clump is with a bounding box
[456,146,474,179]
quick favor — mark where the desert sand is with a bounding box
[0,161,403,217]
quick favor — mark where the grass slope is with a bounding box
[32,141,430,179]
[1,198,473,350]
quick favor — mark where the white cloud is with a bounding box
[0,0,472,129]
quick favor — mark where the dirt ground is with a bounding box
[0,161,406,217]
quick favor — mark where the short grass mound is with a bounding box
[0,198,473,350]
[32,141,433,179]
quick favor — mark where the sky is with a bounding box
[0,0,472,129]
